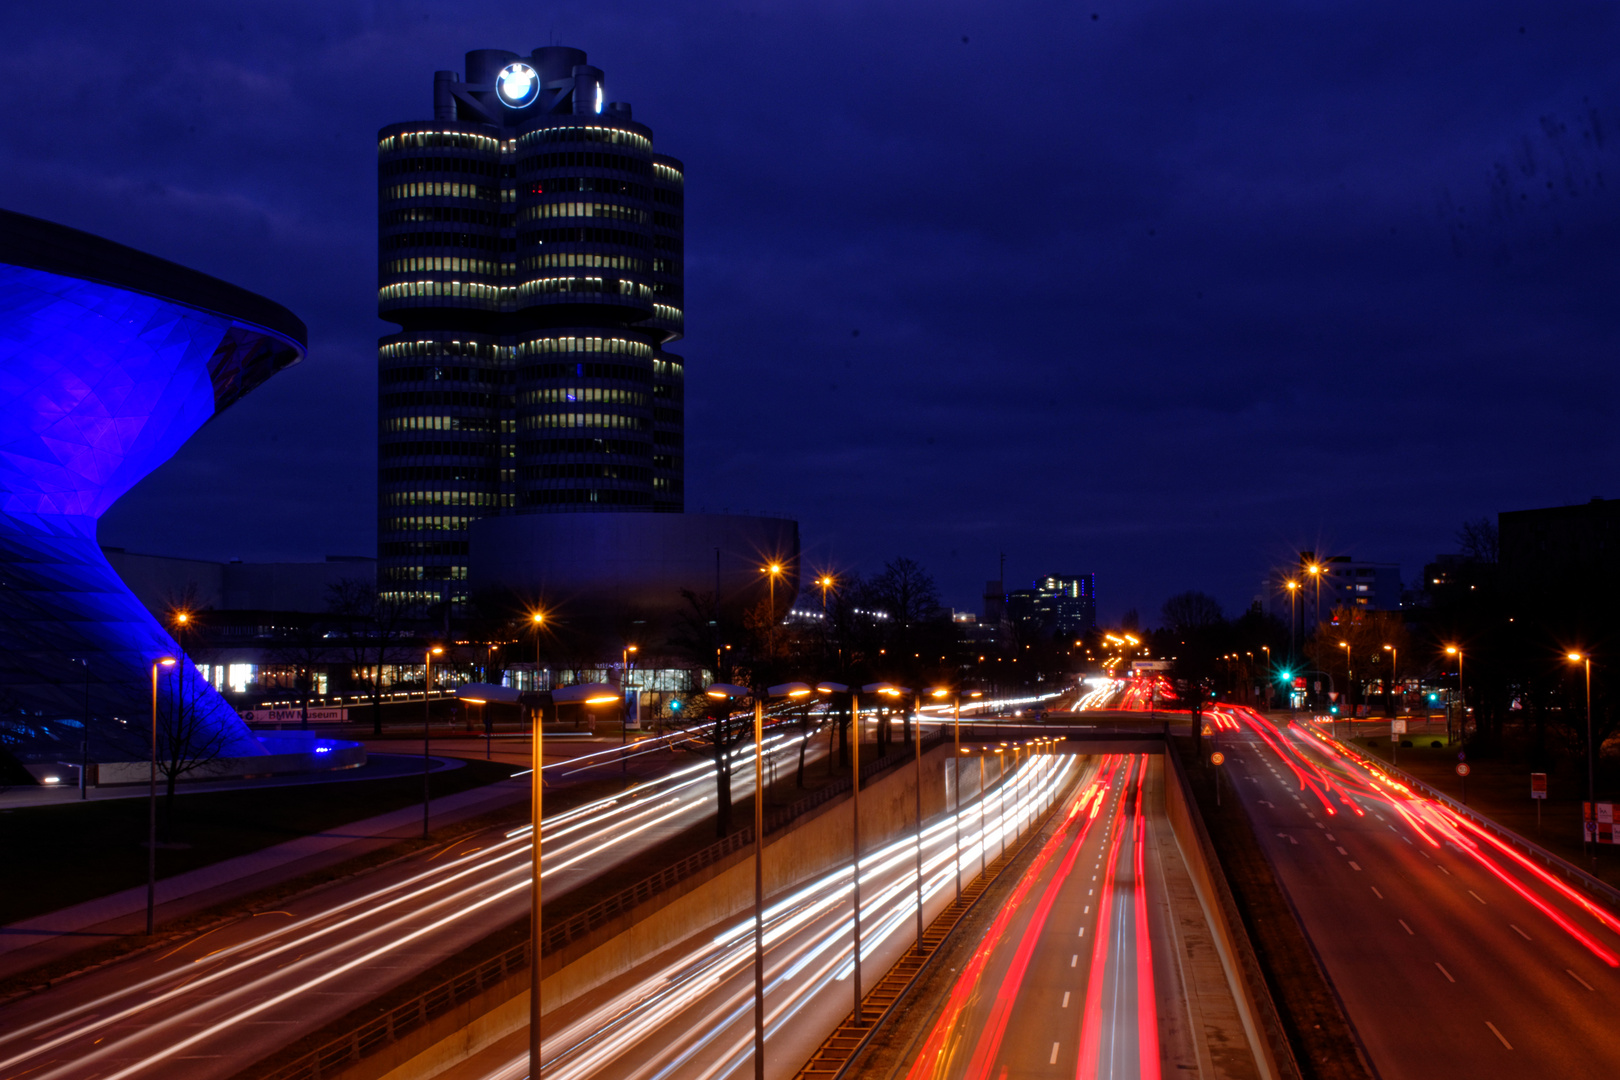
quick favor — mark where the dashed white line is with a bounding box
[1336,846,1348,855]
[1437,864,1451,875]
[1078,927,1085,937]
[1325,833,1336,841]
[1398,919,1415,935]
[1070,954,1078,968]
[1062,991,1071,1007]
[1485,1021,1513,1049]
[1371,886,1384,899]
[1050,1042,1061,1064]
[1349,862,1362,871]
[1467,890,1486,905]
[1567,969,1594,991]
[1083,906,1090,914]
[1510,924,1531,941]
[1436,962,1456,983]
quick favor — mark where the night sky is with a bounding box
[7,2,1616,623]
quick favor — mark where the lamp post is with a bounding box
[1261,645,1272,709]
[1445,645,1464,744]
[706,680,810,1080]
[423,645,443,839]
[621,644,639,752]
[1337,642,1352,739]
[930,686,982,900]
[147,655,176,935]
[762,562,784,658]
[1285,580,1300,680]
[1383,645,1398,765]
[1307,563,1322,636]
[817,681,867,1024]
[1568,653,1595,862]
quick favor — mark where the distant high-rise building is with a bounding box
[377,47,685,610]
[1006,573,1097,639]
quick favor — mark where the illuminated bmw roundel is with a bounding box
[496,63,540,108]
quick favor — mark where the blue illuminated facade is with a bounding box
[0,210,305,764]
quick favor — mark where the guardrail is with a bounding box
[254,730,944,1080]
[1307,722,1620,912]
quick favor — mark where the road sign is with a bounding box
[1211,752,1226,766]
[1456,763,1471,777]
[1531,773,1548,800]
[1328,691,1339,701]
[1391,719,1407,734]
[1583,802,1618,843]
[1201,723,1213,736]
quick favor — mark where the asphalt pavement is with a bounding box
[1217,705,1620,1080]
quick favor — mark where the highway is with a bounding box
[437,744,1083,1080]
[895,752,1267,1080]
[0,727,822,1080]
[1215,704,1620,1080]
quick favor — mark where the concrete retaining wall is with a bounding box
[352,742,978,1080]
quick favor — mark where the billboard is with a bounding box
[242,707,349,725]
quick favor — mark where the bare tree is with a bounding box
[1456,517,1500,563]
[155,663,231,821]
[326,579,413,736]
[1160,591,1225,632]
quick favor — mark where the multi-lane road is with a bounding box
[0,727,818,1080]
[1214,703,1620,1080]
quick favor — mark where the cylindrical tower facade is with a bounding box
[377,47,684,609]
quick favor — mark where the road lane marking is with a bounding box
[1084,906,1090,913]
[1336,846,1348,855]
[1070,954,1078,967]
[1485,1022,1512,1049]
[1567,969,1594,991]
[1078,927,1085,937]
[1050,1042,1060,1064]
[1510,925,1531,941]
[1325,833,1335,841]
[1062,991,1071,1007]
[1276,833,1298,845]
[1371,887,1384,899]
[1399,919,1414,935]
[1436,962,1456,983]
[1467,890,1486,904]
[1349,862,1362,870]
[1435,863,1450,874]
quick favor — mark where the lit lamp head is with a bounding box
[1568,652,1586,663]
[816,681,848,695]
[158,657,176,668]
[530,611,544,626]
[767,682,813,699]
[1446,646,1458,656]
[705,682,753,700]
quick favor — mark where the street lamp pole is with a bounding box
[526,610,545,1080]
[1569,654,1595,862]
[1338,642,1351,740]
[147,655,175,935]
[423,644,443,839]
[1383,645,1398,766]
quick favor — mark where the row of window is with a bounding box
[516,276,650,299]
[519,124,652,153]
[521,361,651,383]
[525,387,648,407]
[383,232,510,253]
[380,339,508,361]
[528,176,649,201]
[519,334,652,358]
[524,252,646,272]
[380,280,515,303]
[652,302,683,323]
[382,206,508,228]
[380,465,499,484]
[523,201,649,224]
[527,226,649,249]
[384,256,510,278]
[386,415,509,433]
[523,488,653,507]
[379,540,470,556]
[380,131,507,154]
[521,463,651,482]
[384,490,504,507]
[382,182,505,203]
[653,162,683,186]
[382,155,513,179]
[519,437,649,457]
[652,211,682,230]
[525,411,651,431]
[385,515,477,532]
[380,366,511,387]
[383,565,470,582]
[653,358,683,378]
[520,151,651,176]
[382,390,499,409]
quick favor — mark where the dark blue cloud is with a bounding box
[4,0,1616,622]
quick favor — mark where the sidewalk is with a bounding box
[0,768,529,979]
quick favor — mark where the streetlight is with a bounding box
[761,562,784,658]
[1568,652,1595,862]
[621,644,639,750]
[818,574,835,612]
[147,655,176,935]
[1261,645,1272,709]
[1337,642,1352,740]
[706,680,810,1080]
[1285,581,1300,697]
[1307,563,1323,636]
[930,685,982,900]
[529,611,545,694]
[1382,645,1398,766]
[423,645,443,838]
[1445,645,1464,744]
[537,680,625,1075]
